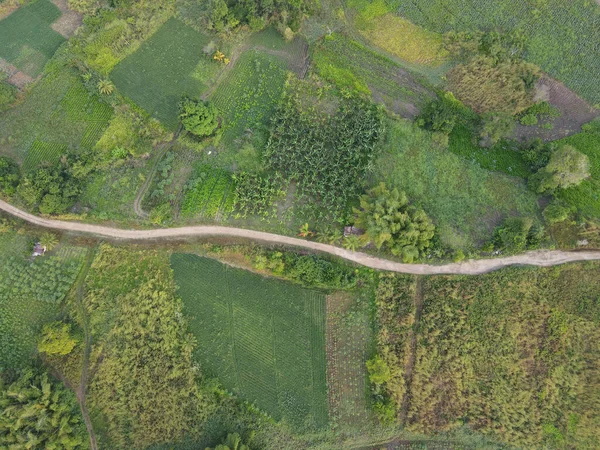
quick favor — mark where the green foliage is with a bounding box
[110,18,214,129]
[0,369,88,449]
[355,183,435,263]
[205,432,252,450]
[17,152,97,215]
[0,0,65,77]
[493,217,543,252]
[479,112,515,145]
[543,202,571,225]
[266,83,384,222]
[374,264,600,447]
[520,113,538,126]
[0,74,17,113]
[312,51,370,95]
[231,171,281,219]
[182,165,234,219]
[179,98,219,137]
[532,145,590,193]
[171,253,328,429]
[85,246,210,449]
[0,242,85,369]
[396,0,600,106]
[417,91,473,135]
[446,56,539,115]
[38,321,79,356]
[366,355,391,385]
[377,120,539,249]
[0,156,19,196]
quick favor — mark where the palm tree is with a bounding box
[97,79,114,95]
[39,232,59,251]
[343,235,361,251]
[298,223,314,238]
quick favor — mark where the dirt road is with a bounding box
[2,199,600,275]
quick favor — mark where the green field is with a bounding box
[0,65,113,163]
[312,33,434,117]
[376,120,539,248]
[393,0,600,106]
[111,18,217,129]
[171,253,328,429]
[0,0,65,77]
[181,165,235,219]
[210,49,288,147]
[0,233,86,369]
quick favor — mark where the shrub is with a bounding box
[543,202,571,224]
[179,97,219,137]
[493,217,543,252]
[417,91,472,135]
[520,113,539,126]
[0,75,17,113]
[38,321,79,356]
[480,112,515,145]
[0,156,20,196]
[531,145,590,193]
[366,354,392,385]
[355,183,435,263]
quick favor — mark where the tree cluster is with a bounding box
[179,98,219,138]
[0,156,20,196]
[354,183,435,263]
[530,144,590,194]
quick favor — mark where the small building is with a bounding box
[344,226,363,237]
[32,242,46,257]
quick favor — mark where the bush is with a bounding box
[179,97,219,137]
[520,113,538,126]
[493,217,544,252]
[38,321,79,356]
[543,202,571,224]
[0,156,20,196]
[355,183,435,263]
[0,75,17,113]
[417,91,472,135]
[366,354,392,385]
[531,145,590,193]
[480,112,515,144]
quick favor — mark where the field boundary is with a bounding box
[1,198,600,275]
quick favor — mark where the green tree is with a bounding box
[0,156,19,195]
[205,432,252,450]
[417,92,470,135]
[0,369,88,449]
[494,217,544,252]
[40,232,59,251]
[543,202,571,224]
[532,145,590,193]
[354,183,435,263]
[366,354,391,385]
[179,98,219,137]
[97,79,114,95]
[480,112,515,145]
[38,321,79,356]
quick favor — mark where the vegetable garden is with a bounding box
[181,165,235,219]
[171,253,329,429]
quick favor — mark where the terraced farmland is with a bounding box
[171,254,328,429]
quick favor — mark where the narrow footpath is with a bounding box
[2,198,600,275]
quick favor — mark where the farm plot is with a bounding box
[181,165,235,220]
[393,0,600,107]
[171,254,328,429]
[312,34,434,117]
[0,66,113,163]
[0,0,65,77]
[0,235,86,369]
[111,18,217,130]
[210,49,288,148]
[376,120,539,249]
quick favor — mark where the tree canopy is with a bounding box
[532,145,590,193]
[0,156,19,196]
[204,432,252,450]
[179,98,219,137]
[354,183,435,263]
[38,321,79,356]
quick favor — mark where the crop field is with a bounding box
[22,140,67,172]
[0,234,86,369]
[312,34,434,117]
[0,0,65,77]
[376,120,539,248]
[0,66,113,162]
[171,254,328,429]
[210,49,288,147]
[393,0,600,106]
[111,18,216,130]
[181,165,235,220]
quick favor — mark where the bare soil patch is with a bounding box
[50,0,82,38]
[514,75,599,142]
[8,71,34,89]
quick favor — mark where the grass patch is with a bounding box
[0,0,65,77]
[448,125,530,178]
[555,128,600,219]
[0,234,86,369]
[311,34,433,116]
[171,253,328,429]
[376,120,539,248]
[0,65,112,163]
[210,49,288,147]
[111,18,217,130]
[393,0,600,106]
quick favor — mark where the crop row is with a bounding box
[23,140,67,172]
[181,167,233,219]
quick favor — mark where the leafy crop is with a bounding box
[181,165,234,219]
[171,253,328,429]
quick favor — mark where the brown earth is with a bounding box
[514,75,599,142]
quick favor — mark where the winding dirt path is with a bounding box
[2,198,600,275]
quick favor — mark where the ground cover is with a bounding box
[111,17,217,130]
[376,120,539,248]
[312,33,434,117]
[0,232,86,369]
[209,49,288,148]
[0,64,113,163]
[0,0,65,77]
[554,126,600,218]
[171,253,328,430]
[393,0,600,107]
